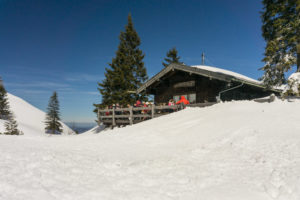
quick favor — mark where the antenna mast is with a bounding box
[202,52,205,65]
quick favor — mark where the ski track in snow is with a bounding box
[1,97,300,199]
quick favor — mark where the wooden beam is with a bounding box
[112,107,116,127]
[151,104,155,119]
[129,106,133,125]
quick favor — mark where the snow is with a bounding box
[288,72,300,83]
[0,93,74,135]
[283,72,300,95]
[1,95,300,199]
[192,65,261,84]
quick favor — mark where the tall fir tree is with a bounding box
[162,47,182,67]
[96,14,148,108]
[0,78,11,120]
[45,91,63,134]
[260,0,300,87]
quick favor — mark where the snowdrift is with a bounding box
[0,93,74,135]
[283,72,300,95]
[1,98,300,199]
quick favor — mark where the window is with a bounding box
[173,93,196,104]
[173,95,180,102]
[188,93,196,103]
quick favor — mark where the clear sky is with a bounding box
[0,0,266,123]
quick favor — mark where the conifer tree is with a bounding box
[162,47,182,67]
[4,113,21,135]
[0,78,21,135]
[96,14,148,107]
[260,0,300,87]
[45,91,62,134]
[0,78,11,120]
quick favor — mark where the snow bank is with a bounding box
[83,124,106,134]
[0,93,74,135]
[192,65,261,84]
[283,72,300,95]
[1,99,300,199]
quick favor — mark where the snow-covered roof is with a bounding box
[137,63,281,94]
[192,65,261,85]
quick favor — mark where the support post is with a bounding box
[97,108,100,125]
[129,106,133,125]
[112,107,116,127]
[151,104,155,119]
[180,103,184,110]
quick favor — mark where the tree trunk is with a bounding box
[297,44,300,72]
[295,1,300,72]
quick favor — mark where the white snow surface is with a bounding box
[192,65,261,84]
[284,72,300,94]
[289,72,300,83]
[0,93,74,135]
[1,98,300,199]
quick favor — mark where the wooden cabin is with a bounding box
[137,63,281,103]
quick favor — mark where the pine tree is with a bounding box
[96,14,148,108]
[0,78,21,135]
[162,47,182,67]
[260,0,300,87]
[45,91,63,134]
[4,113,21,135]
[0,78,11,120]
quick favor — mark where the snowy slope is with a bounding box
[0,93,74,135]
[1,98,300,199]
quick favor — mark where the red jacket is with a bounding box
[176,96,190,105]
[136,100,142,107]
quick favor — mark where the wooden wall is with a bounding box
[149,70,274,104]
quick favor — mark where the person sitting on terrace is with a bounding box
[105,106,110,116]
[115,103,121,115]
[135,100,142,107]
[168,99,175,106]
[144,102,151,113]
[176,96,190,105]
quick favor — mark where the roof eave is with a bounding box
[137,63,282,94]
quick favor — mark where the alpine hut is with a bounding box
[137,63,280,104]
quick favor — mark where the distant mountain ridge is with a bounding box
[64,122,96,134]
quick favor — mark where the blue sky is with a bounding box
[0,0,266,123]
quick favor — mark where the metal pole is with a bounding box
[217,83,244,102]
